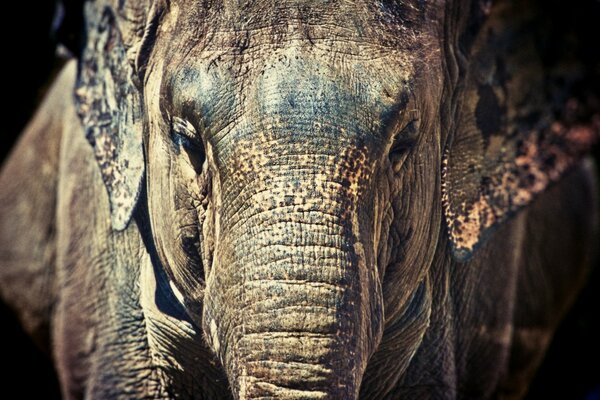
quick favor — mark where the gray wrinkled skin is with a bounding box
[0,1,598,399]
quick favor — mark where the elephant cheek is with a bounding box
[145,131,206,320]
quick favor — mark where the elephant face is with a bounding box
[75,0,599,398]
[142,5,443,396]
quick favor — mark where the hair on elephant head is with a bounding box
[73,0,599,398]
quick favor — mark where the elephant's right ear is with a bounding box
[442,1,600,261]
[75,1,156,230]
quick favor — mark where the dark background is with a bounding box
[0,1,598,398]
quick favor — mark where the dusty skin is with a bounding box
[0,1,599,399]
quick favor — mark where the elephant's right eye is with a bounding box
[171,116,206,174]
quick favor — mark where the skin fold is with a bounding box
[0,1,598,399]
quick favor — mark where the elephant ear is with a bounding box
[75,1,154,230]
[443,2,600,261]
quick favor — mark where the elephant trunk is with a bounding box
[202,149,383,399]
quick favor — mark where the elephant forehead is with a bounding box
[168,46,413,146]
[166,0,434,52]
[250,48,411,126]
[154,0,441,139]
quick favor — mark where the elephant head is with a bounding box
[74,0,599,398]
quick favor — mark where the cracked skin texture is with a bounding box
[0,0,599,399]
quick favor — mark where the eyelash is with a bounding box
[172,116,200,144]
[390,119,418,155]
[171,116,206,173]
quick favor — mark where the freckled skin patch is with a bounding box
[445,116,600,260]
[75,4,144,230]
[443,3,600,260]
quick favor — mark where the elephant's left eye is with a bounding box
[171,116,206,173]
[389,118,418,171]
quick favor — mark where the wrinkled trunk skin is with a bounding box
[202,122,384,399]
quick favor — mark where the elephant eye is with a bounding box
[171,116,206,173]
[389,118,418,170]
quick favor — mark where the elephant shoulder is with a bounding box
[0,59,80,350]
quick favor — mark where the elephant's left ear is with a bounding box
[442,2,600,261]
[75,1,157,230]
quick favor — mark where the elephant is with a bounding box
[1,0,599,398]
